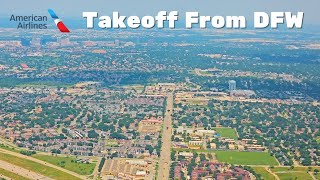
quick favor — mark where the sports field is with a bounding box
[213,127,238,139]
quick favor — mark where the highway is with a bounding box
[0,148,86,179]
[157,93,173,180]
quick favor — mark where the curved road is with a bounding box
[157,93,173,180]
[265,167,280,180]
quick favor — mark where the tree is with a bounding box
[171,151,176,161]
[301,158,312,166]
[145,145,154,154]
[144,135,151,140]
[110,132,127,139]
[88,130,99,138]
[128,154,134,158]
[98,157,105,172]
[62,128,68,134]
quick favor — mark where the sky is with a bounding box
[0,0,319,25]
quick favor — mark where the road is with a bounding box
[308,171,317,180]
[0,159,53,180]
[91,157,101,180]
[157,93,173,180]
[0,148,86,179]
[265,167,280,180]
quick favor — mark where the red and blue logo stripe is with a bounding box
[48,9,70,33]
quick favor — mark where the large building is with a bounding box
[57,37,71,46]
[228,80,236,91]
[30,37,41,47]
[114,39,120,46]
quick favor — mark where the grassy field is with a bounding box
[33,154,96,175]
[123,85,145,93]
[0,167,30,180]
[187,99,209,106]
[252,166,320,180]
[172,148,278,165]
[106,139,119,147]
[276,172,313,180]
[252,167,276,180]
[215,151,278,165]
[17,81,72,88]
[213,127,238,139]
[270,166,320,180]
[271,166,320,172]
[0,152,81,180]
[0,144,21,153]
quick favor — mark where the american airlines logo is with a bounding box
[48,9,70,33]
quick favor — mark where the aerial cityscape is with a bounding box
[0,10,320,180]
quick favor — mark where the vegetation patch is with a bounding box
[214,151,278,165]
[270,166,320,180]
[98,157,106,172]
[0,152,81,180]
[271,166,320,172]
[172,149,278,165]
[0,167,29,180]
[0,144,20,153]
[252,167,277,180]
[33,154,95,175]
[275,172,313,180]
[212,127,238,139]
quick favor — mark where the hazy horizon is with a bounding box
[0,0,319,26]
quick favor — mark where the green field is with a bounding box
[271,166,320,172]
[172,148,278,165]
[33,154,96,175]
[213,127,238,139]
[276,172,313,180]
[106,139,119,147]
[252,166,320,180]
[0,144,21,153]
[252,167,276,180]
[17,81,72,88]
[0,167,29,180]
[187,99,208,105]
[272,167,304,172]
[0,77,73,88]
[270,167,320,180]
[215,151,278,165]
[0,152,81,180]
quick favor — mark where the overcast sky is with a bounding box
[0,0,319,25]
